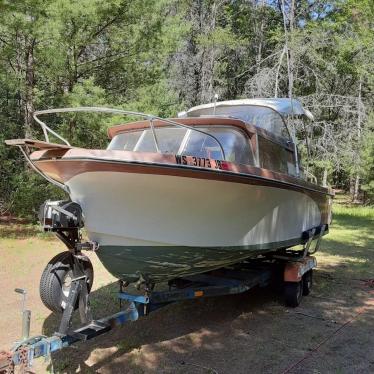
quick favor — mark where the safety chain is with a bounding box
[0,351,14,374]
[18,347,32,374]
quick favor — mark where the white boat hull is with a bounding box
[66,170,322,282]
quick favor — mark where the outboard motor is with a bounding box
[39,200,84,231]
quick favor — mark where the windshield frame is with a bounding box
[108,124,255,165]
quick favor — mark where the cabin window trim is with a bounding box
[252,133,260,168]
[177,129,191,155]
[133,129,147,151]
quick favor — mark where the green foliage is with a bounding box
[0,0,373,218]
[126,79,182,117]
[58,78,110,148]
[9,172,66,220]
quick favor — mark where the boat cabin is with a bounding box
[107,99,312,179]
[108,118,255,165]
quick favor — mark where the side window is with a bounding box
[108,131,143,151]
[258,136,292,174]
[135,130,157,152]
[157,128,187,154]
[182,127,254,165]
[108,128,187,154]
[136,128,187,154]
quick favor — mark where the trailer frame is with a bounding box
[0,251,317,373]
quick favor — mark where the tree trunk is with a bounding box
[207,1,216,102]
[23,38,35,138]
[288,0,295,100]
[349,176,355,196]
[200,0,217,103]
[280,0,295,100]
[322,168,328,187]
[256,1,266,74]
[353,174,360,203]
[274,45,286,97]
[352,78,362,203]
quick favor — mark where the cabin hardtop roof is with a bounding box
[107,116,250,139]
[182,98,314,120]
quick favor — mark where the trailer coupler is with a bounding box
[0,304,139,374]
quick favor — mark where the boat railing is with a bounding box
[33,107,226,160]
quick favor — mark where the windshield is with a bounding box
[108,126,254,165]
[187,105,289,138]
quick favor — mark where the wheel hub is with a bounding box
[62,271,73,297]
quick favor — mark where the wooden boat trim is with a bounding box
[31,148,331,195]
[5,138,73,150]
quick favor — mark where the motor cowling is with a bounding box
[39,200,84,231]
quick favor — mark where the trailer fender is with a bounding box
[284,256,317,282]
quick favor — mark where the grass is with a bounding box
[333,203,374,219]
[0,222,52,239]
[317,197,374,281]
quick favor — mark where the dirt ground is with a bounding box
[0,209,373,373]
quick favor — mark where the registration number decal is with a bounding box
[175,155,225,170]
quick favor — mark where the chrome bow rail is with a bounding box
[33,107,226,159]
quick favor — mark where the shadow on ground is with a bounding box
[42,267,374,373]
[43,283,287,373]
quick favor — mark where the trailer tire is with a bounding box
[284,280,303,307]
[302,270,313,296]
[39,251,93,314]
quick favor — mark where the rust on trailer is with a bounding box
[284,256,317,282]
[0,350,14,374]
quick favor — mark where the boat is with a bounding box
[6,99,333,289]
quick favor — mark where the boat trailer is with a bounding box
[0,255,321,373]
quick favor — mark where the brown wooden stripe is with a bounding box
[31,148,330,195]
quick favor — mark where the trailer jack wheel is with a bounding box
[40,251,94,313]
[284,280,303,307]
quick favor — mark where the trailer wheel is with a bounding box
[284,280,303,307]
[302,270,313,296]
[39,251,93,313]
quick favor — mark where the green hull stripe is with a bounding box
[95,231,327,283]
